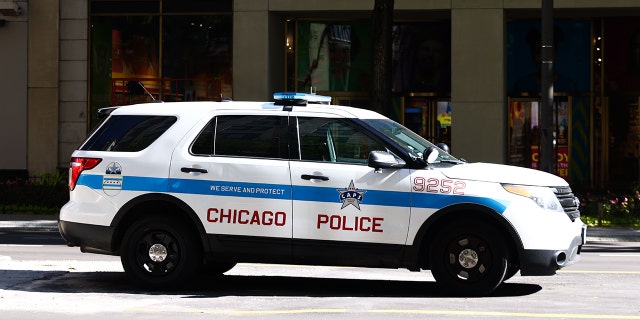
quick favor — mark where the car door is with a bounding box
[169,112,293,262]
[289,115,412,267]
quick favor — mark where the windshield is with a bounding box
[363,118,459,163]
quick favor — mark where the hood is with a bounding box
[440,162,568,186]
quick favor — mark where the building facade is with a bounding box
[2,0,640,191]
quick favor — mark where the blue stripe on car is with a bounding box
[76,174,509,213]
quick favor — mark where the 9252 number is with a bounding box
[413,177,466,195]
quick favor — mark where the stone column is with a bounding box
[451,3,506,163]
[28,0,60,175]
[233,0,276,101]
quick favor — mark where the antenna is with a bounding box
[135,81,162,103]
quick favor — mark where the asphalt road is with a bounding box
[1,229,640,319]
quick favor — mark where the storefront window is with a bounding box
[89,0,232,129]
[602,19,640,189]
[507,20,590,95]
[111,16,160,104]
[506,20,590,185]
[402,97,451,146]
[162,15,232,101]
[294,21,451,93]
[296,21,372,93]
[90,16,160,126]
[291,20,451,145]
[392,22,451,94]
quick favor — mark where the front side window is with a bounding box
[191,115,289,159]
[297,117,386,164]
[81,115,177,151]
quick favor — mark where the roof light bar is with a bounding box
[273,92,332,107]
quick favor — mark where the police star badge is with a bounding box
[337,180,367,210]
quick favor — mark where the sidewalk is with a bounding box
[1,214,639,242]
[0,214,59,232]
[584,226,640,242]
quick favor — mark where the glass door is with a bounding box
[403,96,451,147]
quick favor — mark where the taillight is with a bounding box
[69,157,102,191]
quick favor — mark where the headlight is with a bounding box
[502,184,564,213]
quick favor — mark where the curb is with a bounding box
[586,227,640,242]
[0,220,59,232]
[0,214,58,232]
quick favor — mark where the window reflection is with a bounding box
[89,2,232,129]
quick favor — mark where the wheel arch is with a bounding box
[403,203,523,270]
[110,193,210,257]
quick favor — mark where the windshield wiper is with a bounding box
[439,158,465,164]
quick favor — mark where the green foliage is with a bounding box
[0,171,69,215]
[580,215,640,228]
[577,187,640,228]
[32,171,66,187]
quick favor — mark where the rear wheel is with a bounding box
[120,216,200,289]
[429,220,508,296]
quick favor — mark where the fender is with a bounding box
[110,193,211,256]
[401,203,524,270]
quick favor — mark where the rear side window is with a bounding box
[191,115,289,159]
[80,115,177,151]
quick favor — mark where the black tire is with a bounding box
[120,216,200,289]
[429,220,508,296]
[503,263,520,282]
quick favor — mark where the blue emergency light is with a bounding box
[273,92,332,108]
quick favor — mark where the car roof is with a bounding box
[108,101,388,120]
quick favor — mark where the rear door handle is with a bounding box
[301,174,329,181]
[181,167,208,174]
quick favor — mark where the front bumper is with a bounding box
[519,224,586,276]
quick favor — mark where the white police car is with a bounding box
[59,93,586,296]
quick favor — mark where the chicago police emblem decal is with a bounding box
[103,162,123,195]
[106,162,122,175]
[337,180,367,210]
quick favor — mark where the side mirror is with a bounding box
[368,151,406,170]
[423,147,439,164]
[436,142,450,154]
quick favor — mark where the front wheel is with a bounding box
[120,216,200,289]
[429,220,509,296]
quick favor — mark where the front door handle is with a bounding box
[181,167,208,174]
[301,174,329,181]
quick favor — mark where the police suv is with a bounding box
[59,93,586,296]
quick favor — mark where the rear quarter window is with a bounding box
[80,115,177,151]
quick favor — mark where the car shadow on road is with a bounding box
[3,270,542,298]
[185,274,542,298]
